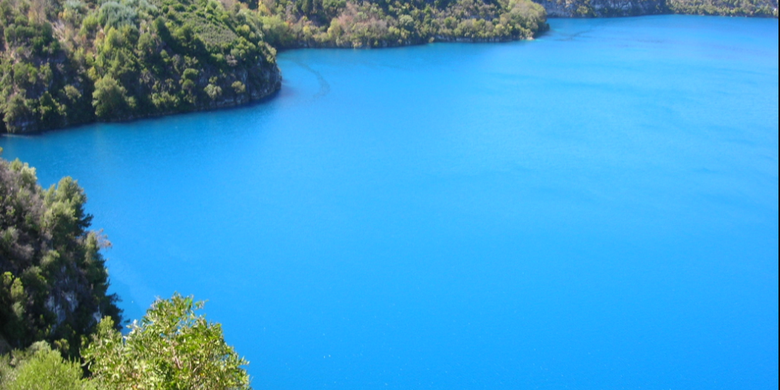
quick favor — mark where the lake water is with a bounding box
[2,15,778,389]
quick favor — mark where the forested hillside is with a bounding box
[1,0,774,133]
[535,0,777,17]
[666,0,777,16]
[0,156,122,359]
[255,0,548,48]
[0,0,282,133]
[0,0,547,133]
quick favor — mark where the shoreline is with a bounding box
[2,11,775,136]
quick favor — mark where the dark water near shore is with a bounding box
[2,15,778,389]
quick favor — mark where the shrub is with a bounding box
[84,294,251,390]
[0,343,94,390]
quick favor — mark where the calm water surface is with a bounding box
[2,15,778,390]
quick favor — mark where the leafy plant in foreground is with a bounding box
[0,341,94,390]
[84,293,251,390]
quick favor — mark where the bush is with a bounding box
[84,294,251,390]
[91,75,131,118]
[98,1,138,29]
[0,342,94,390]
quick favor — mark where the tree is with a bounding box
[84,293,251,390]
[91,76,131,119]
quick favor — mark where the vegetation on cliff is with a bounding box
[1,0,281,133]
[667,0,777,16]
[535,0,776,17]
[0,155,122,359]
[1,155,251,389]
[255,0,548,48]
[0,0,776,132]
[0,0,548,133]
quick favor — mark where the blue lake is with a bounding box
[1,15,777,389]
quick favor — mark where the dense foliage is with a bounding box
[535,0,776,17]
[667,0,777,16]
[1,0,281,133]
[0,0,549,132]
[0,0,777,131]
[1,156,251,388]
[0,156,121,359]
[1,295,249,390]
[255,0,548,48]
[84,294,251,390]
[0,342,94,390]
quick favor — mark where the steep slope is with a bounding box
[254,0,549,48]
[0,157,122,358]
[1,0,281,133]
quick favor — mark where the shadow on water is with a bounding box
[547,18,614,41]
[551,25,600,41]
[291,60,332,99]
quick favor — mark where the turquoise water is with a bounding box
[2,15,778,389]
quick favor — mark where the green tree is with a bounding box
[84,293,251,390]
[91,76,131,118]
